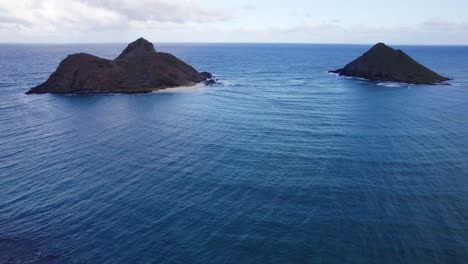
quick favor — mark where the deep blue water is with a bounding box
[0,43,468,263]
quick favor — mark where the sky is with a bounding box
[0,0,467,45]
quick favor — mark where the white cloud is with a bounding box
[0,0,232,36]
[421,18,468,32]
[82,0,233,23]
[0,1,467,44]
[221,19,468,45]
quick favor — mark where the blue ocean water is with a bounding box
[0,43,468,263]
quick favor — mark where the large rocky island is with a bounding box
[26,38,215,94]
[329,43,450,85]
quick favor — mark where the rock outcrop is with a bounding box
[26,38,215,94]
[329,43,450,84]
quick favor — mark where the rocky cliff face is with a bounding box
[330,43,450,85]
[26,38,214,94]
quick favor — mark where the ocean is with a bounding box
[0,43,467,263]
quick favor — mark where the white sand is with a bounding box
[155,83,207,93]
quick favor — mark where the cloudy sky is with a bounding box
[0,0,467,44]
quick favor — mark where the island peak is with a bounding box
[372,42,388,48]
[330,42,450,85]
[116,37,156,60]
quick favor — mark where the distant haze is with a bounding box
[0,0,467,45]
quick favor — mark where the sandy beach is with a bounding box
[156,83,207,93]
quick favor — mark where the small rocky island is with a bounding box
[329,43,450,84]
[26,38,215,94]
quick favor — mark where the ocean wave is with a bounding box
[0,82,15,88]
[218,80,240,87]
[377,82,408,88]
[287,79,307,86]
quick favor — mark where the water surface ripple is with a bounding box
[0,44,467,263]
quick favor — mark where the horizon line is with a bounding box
[0,41,467,47]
